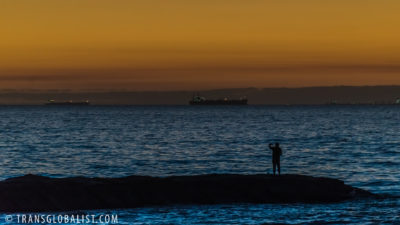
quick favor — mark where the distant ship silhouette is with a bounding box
[45,100,90,106]
[189,94,247,105]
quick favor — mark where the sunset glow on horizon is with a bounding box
[1,0,400,91]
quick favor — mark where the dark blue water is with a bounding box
[0,106,399,224]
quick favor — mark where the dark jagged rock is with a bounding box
[0,174,374,212]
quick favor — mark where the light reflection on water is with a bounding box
[0,105,399,224]
[1,199,399,225]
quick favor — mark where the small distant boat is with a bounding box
[45,100,90,106]
[189,95,247,105]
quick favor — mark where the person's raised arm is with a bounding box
[268,143,273,150]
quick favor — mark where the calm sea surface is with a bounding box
[0,106,399,224]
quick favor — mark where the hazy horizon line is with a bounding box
[1,84,400,93]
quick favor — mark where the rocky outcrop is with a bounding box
[0,174,374,212]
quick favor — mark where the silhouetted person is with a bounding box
[269,143,282,175]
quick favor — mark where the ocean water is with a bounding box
[0,105,399,224]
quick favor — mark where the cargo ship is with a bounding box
[189,95,247,105]
[45,100,90,106]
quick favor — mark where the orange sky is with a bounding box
[1,0,400,91]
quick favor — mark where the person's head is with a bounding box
[275,142,280,147]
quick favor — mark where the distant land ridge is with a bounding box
[0,85,400,105]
